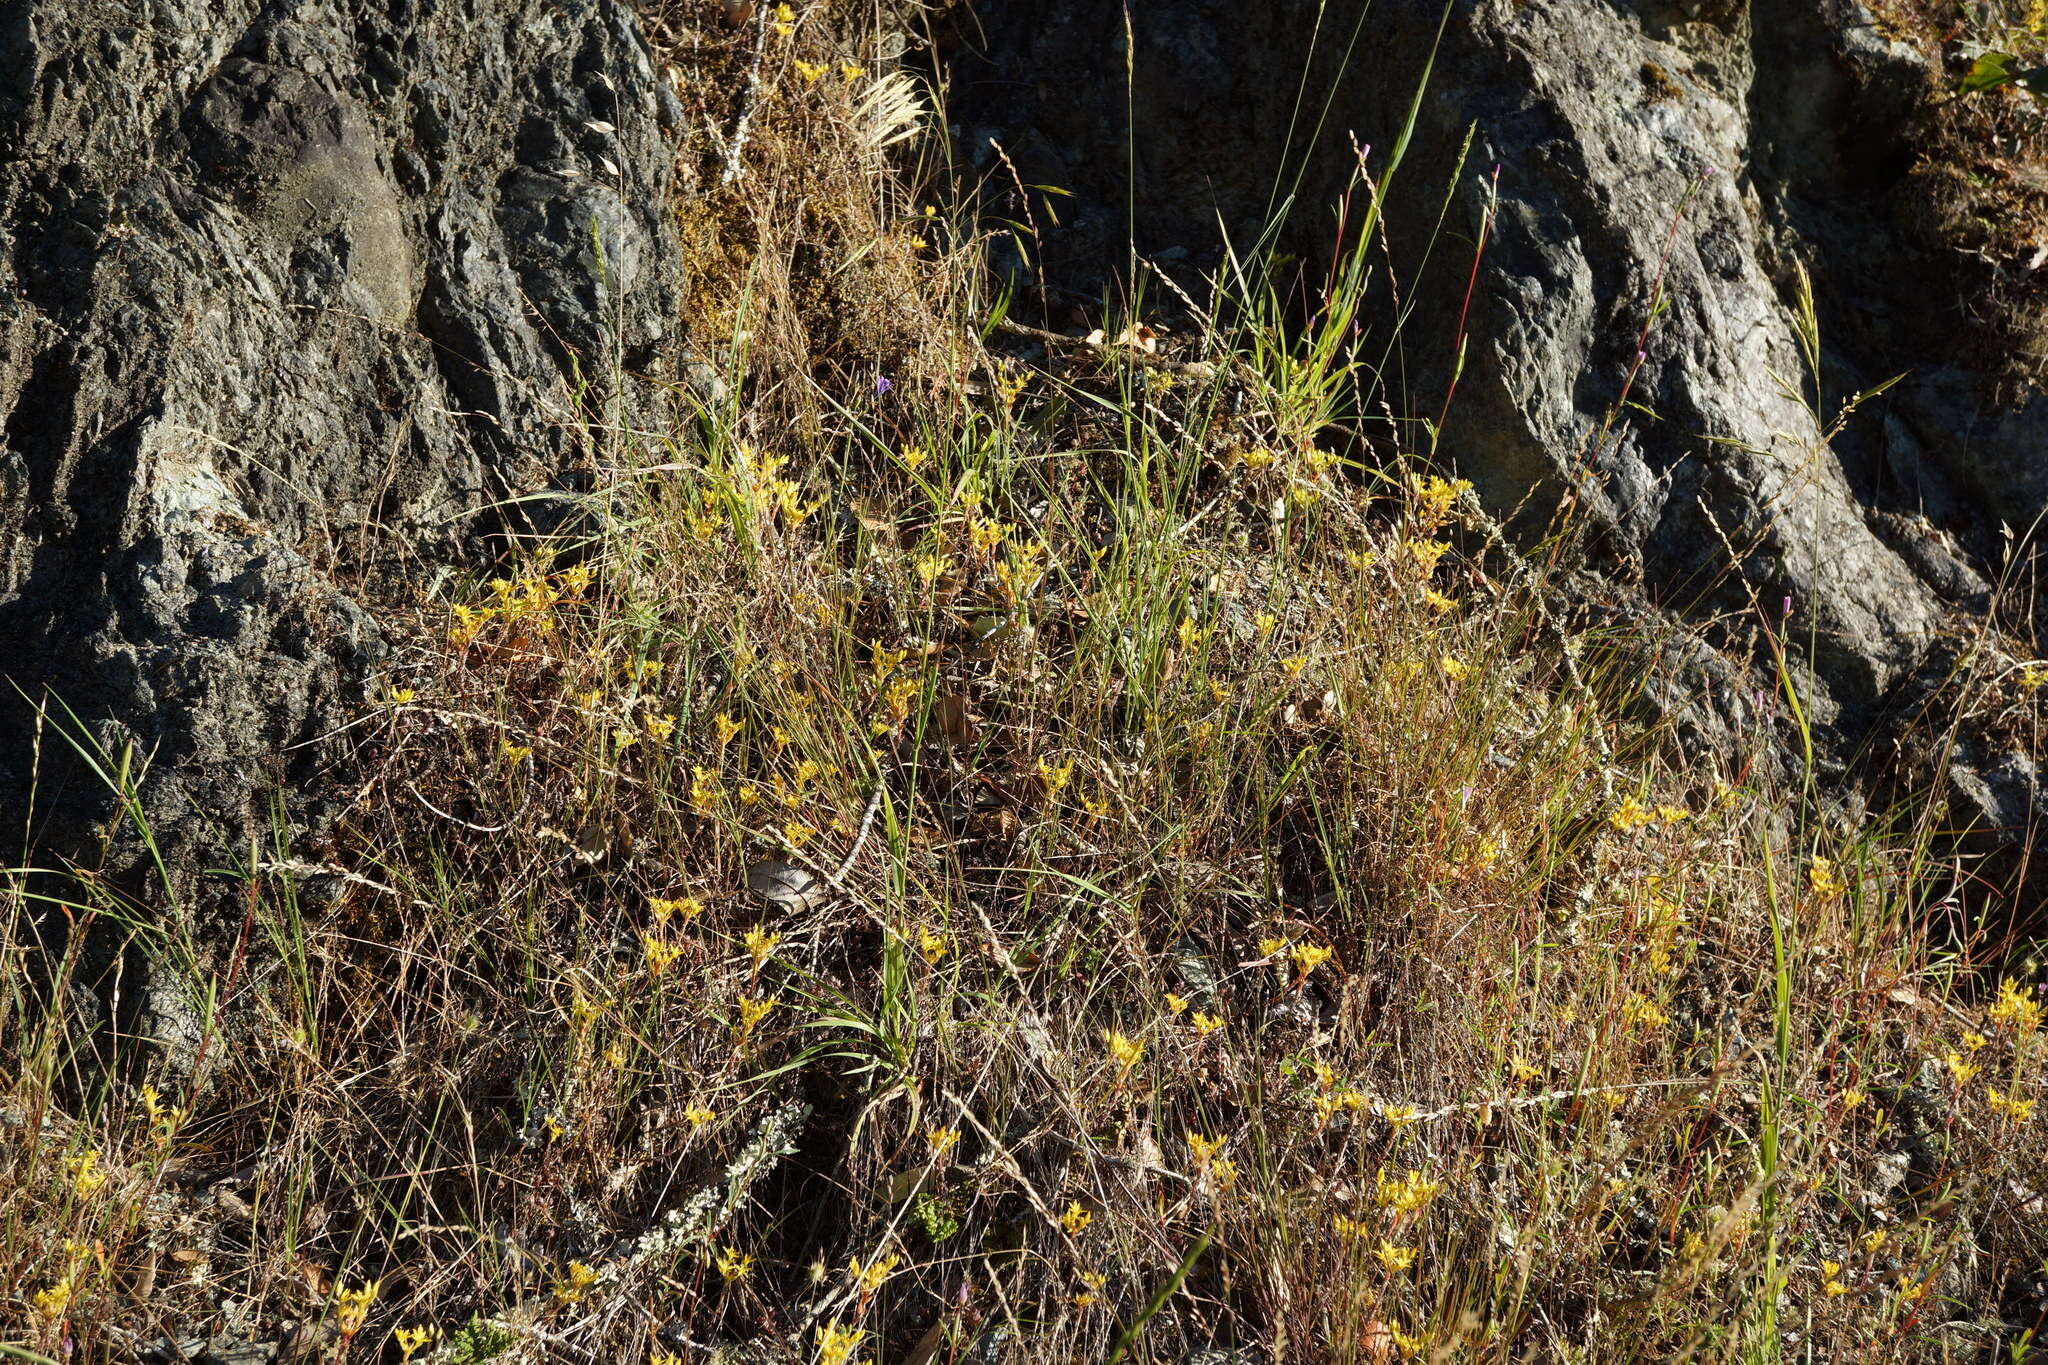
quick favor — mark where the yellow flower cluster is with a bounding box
[1290,941,1334,974]
[1988,1087,2034,1124]
[1404,538,1450,577]
[744,925,781,969]
[30,1240,94,1322]
[1408,473,1473,527]
[995,540,1048,599]
[723,445,820,527]
[1808,855,1848,899]
[395,1325,441,1358]
[1375,1168,1442,1215]
[1314,1088,1371,1120]
[913,551,949,587]
[735,996,776,1036]
[961,518,1005,561]
[1389,1323,1430,1359]
[641,933,682,975]
[1621,995,1669,1030]
[551,1260,597,1304]
[1991,978,2042,1034]
[336,1279,380,1335]
[1608,797,1689,832]
[1104,1029,1145,1072]
[446,566,591,647]
[876,674,920,733]
[850,1251,899,1293]
[139,1083,185,1140]
[30,1278,73,1322]
[650,895,705,924]
[816,1323,864,1365]
[1374,1240,1417,1272]
[65,1148,109,1199]
[1037,756,1076,794]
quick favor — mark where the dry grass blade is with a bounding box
[855,70,926,156]
[2,5,2042,1364]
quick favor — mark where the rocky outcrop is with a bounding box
[0,0,683,880]
[948,0,2047,884]
[7,0,2041,901]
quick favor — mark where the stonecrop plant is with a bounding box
[2,2,2044,1362]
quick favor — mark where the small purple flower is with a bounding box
[1782,594,1793,619]
[875,374,893,396]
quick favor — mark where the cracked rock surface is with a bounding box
[949,0,2046,882]
[0,0,683,879]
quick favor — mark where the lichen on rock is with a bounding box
[0,0,686,884]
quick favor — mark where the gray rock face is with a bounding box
[950,0,2044,876]
[0,0,682,878]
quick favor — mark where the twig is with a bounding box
[718,6,772,189]
[405,780,509,833]
[1397,1075,1710,1124]
[832,776,888,886]
[776,766,889,902]
[255,859,420,905]
[1044,1129,1191,1186]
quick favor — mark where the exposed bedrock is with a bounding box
[949,0,2047,890]
[0,0,684,883]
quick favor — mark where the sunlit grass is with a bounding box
[1,6,2044,1362]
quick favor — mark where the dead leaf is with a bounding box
[934,691,979,747]
[748,860,828,912]
[904,1317,951,1365]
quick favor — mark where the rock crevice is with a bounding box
[0,0,684,877]
[947,0,2046,873]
